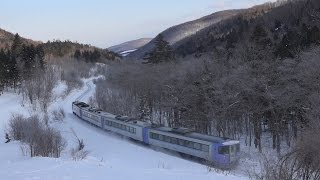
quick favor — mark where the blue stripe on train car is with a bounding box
[142,127,149,144]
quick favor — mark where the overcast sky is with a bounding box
[0,0,275,48]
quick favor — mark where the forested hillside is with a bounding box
[0,32,117,110]
[42,40,119,62]
[0,28,40,49]
[175,0,320,59]
[94,0,320,179]
[0,29,119,62]
[127,9,242,60]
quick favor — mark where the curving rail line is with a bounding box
[75,81,92,101]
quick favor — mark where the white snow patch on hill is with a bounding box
[119,49,137,57]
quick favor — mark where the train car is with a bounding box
[147,126,240,167]
[73,101,104,127]
[101,114,150,142]
[72,101,87,117]
[72,101,240,167]
[187,133,240,166]
[147,127,211,159]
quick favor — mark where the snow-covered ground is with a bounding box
[0,79,248,180]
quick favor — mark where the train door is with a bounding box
[79,109,82,118]
[229,145,236,163]
[101,117,104,129]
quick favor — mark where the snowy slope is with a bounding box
[108,38,152,53]
[0,79,247,180]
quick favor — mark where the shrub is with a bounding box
[8,114,67,158]
[52,107,66,121]
[70,128,89,161]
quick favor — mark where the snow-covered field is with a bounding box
[0,79,248,180]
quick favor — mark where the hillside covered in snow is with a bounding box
[0,78,247,180]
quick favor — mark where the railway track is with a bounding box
[75,81,92,101]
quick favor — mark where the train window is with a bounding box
[194,143,201,150]
[218,146,229,155]
[129,127,135,134]
[236,144,240,152]
[159,135,164,141]
[202,145,209,152]
[164,136,171,143]
[178,139,184,146]
[171,137,178,144]
[185,141,194,149]
[152,133,159,140]
[230,146,235,153]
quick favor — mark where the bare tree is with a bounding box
[8,114,67,158]
[70,128,89,161]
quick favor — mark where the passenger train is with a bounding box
[72,101,240,167]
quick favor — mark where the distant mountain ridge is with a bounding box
[127,9,243,59]
[127,0,292,60]
[173,0,319,58]
[108,38,152,54]
[0,28,118,61]
[0,28,40,49]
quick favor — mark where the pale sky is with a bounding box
[0,0,275,48]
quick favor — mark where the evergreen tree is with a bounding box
[20,44,37,80]
[309,26,320,44]
[0,49,6,92]
[91,49,101,61]
[11,33,23,58]
[8,54,19,89]
[144,34,175,64]
[35,45,45,69]
[74,49,81,59]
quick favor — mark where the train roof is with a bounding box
[152,126,239,144]
[73,101,240,145]
[187,133,230,144]
[74,101,151,127]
